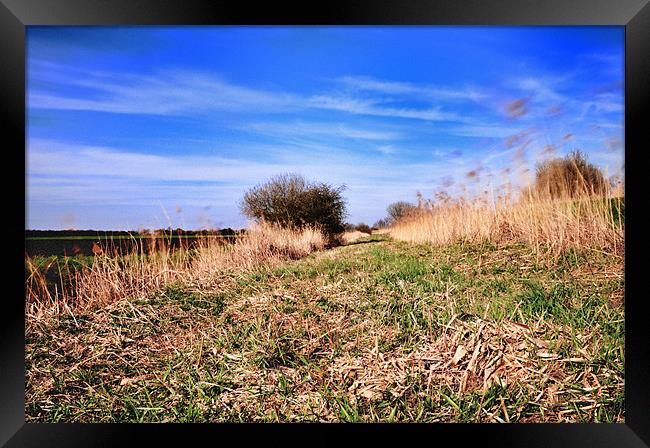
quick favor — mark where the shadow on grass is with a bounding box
[345,236,388,246]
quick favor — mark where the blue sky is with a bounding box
[26,26,624,230]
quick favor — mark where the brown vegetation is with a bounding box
[534,150,608,198]
[388,152,623,260]
[26,222,326,318]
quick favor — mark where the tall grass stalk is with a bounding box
[26,222,326,318]
[388,187,623,261]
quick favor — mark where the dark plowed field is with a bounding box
[25,235,236,257]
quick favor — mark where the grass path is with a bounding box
[26,235,624,422]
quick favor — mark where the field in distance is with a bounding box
[25,229,241,257]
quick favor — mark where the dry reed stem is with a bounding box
[26,222,326,319]
[389,191,623,260]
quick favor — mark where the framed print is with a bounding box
[3,0,649,446]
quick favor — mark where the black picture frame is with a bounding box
[3,0,649,446]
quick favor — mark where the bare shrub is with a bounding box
[534,150,608,199]
[354,223,372,234]
[387,201,418,223]
[372,218,391,230]
[241,173,347,236]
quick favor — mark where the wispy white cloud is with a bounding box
[29,61,468,123]
[450,125,526,138]
[335,75,487,102]
[432,148,465,164]
[591,122,624,130]
[28,139,297,184]
[29,67,299,115]
[308,94,461,121]
[335,124,401,140]
[27,138,479,226]
[28,138,475,186]
[581,53,624,77]
[377,145,396,155]
[245,121,402,141]
[511,76,569,104]
[482,147,519,163]
[580,94,624,115]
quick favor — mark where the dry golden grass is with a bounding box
[388,188,624,261]
[340,230,371,244]
[26,222,326,319]
[388,149,624,260]
[192,222,326,274]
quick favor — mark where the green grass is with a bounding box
[26,234,624,422]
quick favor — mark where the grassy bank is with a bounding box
[26,223,326,318]
[26,234,623,422]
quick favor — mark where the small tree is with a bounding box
[354,223,372,234]
[241,173,347,235]
[372,218,391,229]
[534,150,608,198]
[387,201,418,223]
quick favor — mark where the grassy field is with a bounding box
[26,234,624,422]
